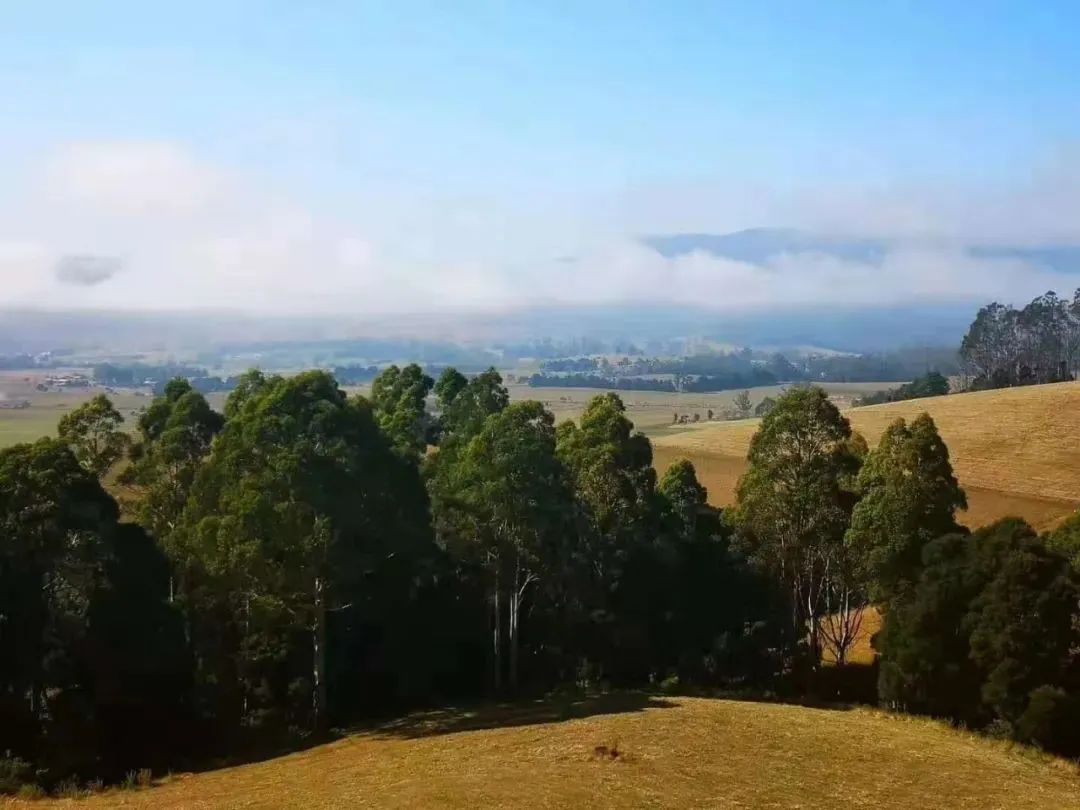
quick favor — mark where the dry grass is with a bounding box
[17,695,1078,809]
[514,381,894,436]
[0,370,149,449]
[653,381,1080,532]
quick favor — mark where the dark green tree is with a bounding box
[56,394,130,477]
[126,380,224,545]
[174,371,431,732]
[433,367,468,412]
[440,367,509,442]
[731,386,861,664]
[0,439,187,777]
[556,393,657,680]
[370,364,434,458]
[430,401,572,691]
[967,525,1079,728]
[846,413,967,602]
[0,439,117,742]
[878,518,1079,736]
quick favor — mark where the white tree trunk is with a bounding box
[313,575,328,732]
[510,560,520,691]
[492,570,502,693]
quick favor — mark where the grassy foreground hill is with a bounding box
[14,695,1079,809]
[653,380,1080,532]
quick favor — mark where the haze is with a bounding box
[2,3,1080,319]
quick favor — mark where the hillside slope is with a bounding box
[653,380,1080,531]
[16,696,1080,809]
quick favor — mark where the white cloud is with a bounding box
[42,141,221,215]
[2,138,1080,316]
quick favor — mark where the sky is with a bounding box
[2,2,1080,315]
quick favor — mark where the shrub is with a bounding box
[0,753,34,795]
[1016,686,1080,756]
[53,778,86,799]
[15,783,46,800]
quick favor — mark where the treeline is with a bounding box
[93,362,209,387]
[526,371,776,392]
[532,347,961,393]
[0,354,41,370]
[0,370,783,792]
[3,371,1080,794]
[852,372,950,407]
[960,289,1080,389]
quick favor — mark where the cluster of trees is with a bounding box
[539,357,601,373]
[733,389,1080,753]
[0,367,786,791]
[529,347,962,395]
[852,372,950,407]
[960,290,1080,389]
[92,363,209,388]
[526,370,777,393]
[4,369,1079,793]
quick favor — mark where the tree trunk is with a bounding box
[509,559,520,691]
[313,575,328,733]
[492,569,502,693]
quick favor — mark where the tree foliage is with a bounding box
[846,414,967,602]
[370,364,434,458]
[878,519,1080,739]
[732,386,862,664]
[56,394,130,477]
[960,290,1080,388]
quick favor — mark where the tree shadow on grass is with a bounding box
[365,691,679,740]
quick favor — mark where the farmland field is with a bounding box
[0,370,150,448]
[652,380,1080,532]
[0,377,896,450]
[512,381,894,436]
[21,694,1079,809]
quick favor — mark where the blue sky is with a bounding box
[2,2,1080,313]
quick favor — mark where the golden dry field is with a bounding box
[652,380,1080,532]
[13,695,1078,809]
[514,381,892,436]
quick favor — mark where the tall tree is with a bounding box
[555,393,658,679]
[846,413,967,603]
[370,364,434,458]
[0,439,117,737]
[431,401,571,691]
[174,371,431,732]
[433,367,468,412]
[733,390,752,419]
[126,379,224,545]
[57,394,130,477]
[0,439,186,775]
[440,367,509,442]
[731,386,861,665]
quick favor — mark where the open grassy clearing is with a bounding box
[653,380,1080,532]
[19,695,1078,809]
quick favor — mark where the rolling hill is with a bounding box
[15,695,1080,809]
[653,380,1080,532]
